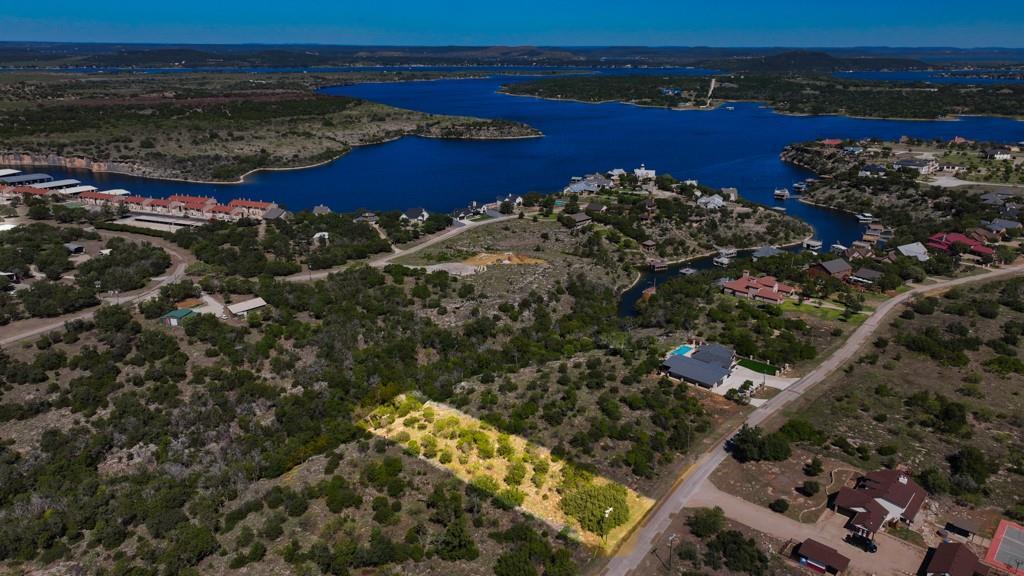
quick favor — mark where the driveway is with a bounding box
[690,482,924,576]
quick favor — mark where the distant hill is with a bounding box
[1,42,1019,69]
[698,50,928,72]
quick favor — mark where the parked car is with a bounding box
[844,533,878,553]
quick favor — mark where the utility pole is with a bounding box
[667,533,679,573]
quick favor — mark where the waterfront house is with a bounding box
[832,468,927,539]
[641,239,657,251]
[227,297,267,318]
[401,207,430,223]
[820,139,844,147]
[796,539,850,575]
[751,246,783,261]
[896,242,930,262]
[721,271,795,304]
[808,258,852,280]
[660,343,735,388]
[720,187,739,201]
[921,542,989,576]
[312,204,332,215]
[6,186,50,198]
[585,202,608,214]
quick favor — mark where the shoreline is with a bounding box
[0,129,543,187]
[618,232,815,297]
[498,91,1024,122]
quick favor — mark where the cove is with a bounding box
[9,72,1024,306]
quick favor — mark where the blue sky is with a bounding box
[3,0,1023,46]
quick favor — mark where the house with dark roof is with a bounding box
[894,158,938,175]
[312,204,332,215]
[565,212,592,231]
[585,202,608,214]
[808,258,852,280]
[401,207,430,223]
[660,343,735,389]
[922,542,989,576]
[858,164,887,178]
[832,469,927,538]
[796,539,850,575]
[985,218,1023,235]
[850,268,884,285]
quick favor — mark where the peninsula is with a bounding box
[0,72,541,182]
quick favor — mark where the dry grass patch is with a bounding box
[364,394,655,552]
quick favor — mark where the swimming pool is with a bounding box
[670,345,694,357]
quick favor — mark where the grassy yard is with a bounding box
[781,300,869,324]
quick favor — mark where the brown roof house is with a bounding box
[808,258,853,280]
[796,539,850,575]
[922,542,989,576]
[832,469,927,538]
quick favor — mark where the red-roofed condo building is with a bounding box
[832,469,928,538]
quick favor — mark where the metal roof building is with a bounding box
[0,173,52,185]
[57,185,99,196]
[30,179,81,190]
[0,169,21,178]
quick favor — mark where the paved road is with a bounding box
[601,262,1024,576]
[283,215,515,282]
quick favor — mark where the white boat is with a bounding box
[679,267,698,276]
[717,247,737,258]
[856,213,874,223]
[771,206,787,213]
[725,106,735,111]
[774,188,791,199]
[793,182,808,192]
[831,243,848,254]
[713,256,732,267]
[803,239,823,250]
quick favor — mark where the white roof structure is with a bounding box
[59,185,99,195]
[0,169,21,178]
[30,179,81,190]
[100,189,132,196]
[897,242,930,262]
[227,297,267,316]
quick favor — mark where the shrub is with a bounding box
[686,506,725,538]
[560,483,629,536]
[769,499,789,513]
[801,481,821,497]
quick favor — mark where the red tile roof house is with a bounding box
[78,191,123,206]
[927,233,995,257]
[922,542,989,576]
[721,272,796,304]
[831,469,928,538]
[9,185,50,197]
[229,199,277,219]
[208,204,243,221]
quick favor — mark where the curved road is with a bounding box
[601,262,1024,576]
[0,239,189,348]
[283,214,515,282]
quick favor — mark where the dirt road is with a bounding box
[601,263,1024,576]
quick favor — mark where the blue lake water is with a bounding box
[836,70,1024,84]
[6,72,1024,305]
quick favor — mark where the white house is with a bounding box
[634,164,656,180]
[697,194,725,210]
